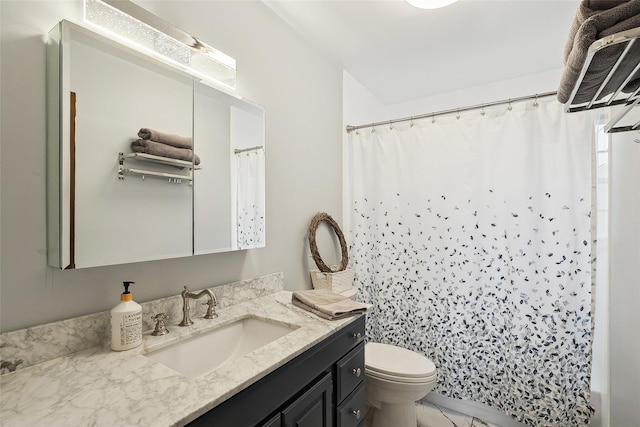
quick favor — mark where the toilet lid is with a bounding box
[365,342,436,380]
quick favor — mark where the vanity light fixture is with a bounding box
[83,0,237,89]
[407,0,458,9]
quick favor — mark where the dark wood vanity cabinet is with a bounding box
[188,315,365,427]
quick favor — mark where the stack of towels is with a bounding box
[291,289,368,320]
[131,128,201,165]
[557,0,640,104]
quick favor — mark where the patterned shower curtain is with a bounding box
[347,99,595,426]
[234,148,265,249]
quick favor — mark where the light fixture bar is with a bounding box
[407,0,458,9]
[84,0,236,89]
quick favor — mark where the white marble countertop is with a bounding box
[0,291,360,427]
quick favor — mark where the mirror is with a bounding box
[193,82,266,254]
[47,21,266,269]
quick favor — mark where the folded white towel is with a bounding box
[292,289,368,320]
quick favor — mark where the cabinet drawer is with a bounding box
[336,342,364,402]
[336,383,366,427]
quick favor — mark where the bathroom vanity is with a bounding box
[190,315,365,427]
[0,276,366,427]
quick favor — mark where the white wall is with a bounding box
[609,130,640,427]
[345,68,563,127]
[0,0,344,332]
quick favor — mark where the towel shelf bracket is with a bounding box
[118,152,199,185]
[564,27,640,134]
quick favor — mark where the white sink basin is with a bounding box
[145,316,298,378]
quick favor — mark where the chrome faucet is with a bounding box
[178,285,218,326]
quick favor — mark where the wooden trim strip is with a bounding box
[65,91,76,269]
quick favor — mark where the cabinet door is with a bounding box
[282,372,333,427]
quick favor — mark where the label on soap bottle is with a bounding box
[111,302,142,351]
[118,311,142,347]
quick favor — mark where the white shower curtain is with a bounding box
[234,148,265,249]
[347,99,595,426]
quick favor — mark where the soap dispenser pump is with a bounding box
[110,281,142,351]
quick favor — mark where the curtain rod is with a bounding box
[345,91,558,134]
[234,145,264,154]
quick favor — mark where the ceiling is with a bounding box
[263,0,581,104]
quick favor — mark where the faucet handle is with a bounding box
[203,300,218,319]
[151,313,170,336]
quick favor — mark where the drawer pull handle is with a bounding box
[352,332,362,340]
[352,367,362,377]
[351,409,361,420]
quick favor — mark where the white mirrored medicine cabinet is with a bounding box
[47,20,266,269]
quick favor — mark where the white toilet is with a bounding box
[365,342,437,427]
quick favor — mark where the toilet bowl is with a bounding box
[365,342,437,427]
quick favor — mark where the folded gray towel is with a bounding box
[137,128,193,149]
[131,139,201,165]
[558,0,640,104]
[291,289,368,320]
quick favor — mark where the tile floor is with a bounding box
[416,402,503,427]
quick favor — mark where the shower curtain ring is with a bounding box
[508,99,513,111]
[389,120,393,130]
[533,94,539,107]
[410,117,414,127]
[481,105,485,116]
[456,108,460,120]
[431,113,436,124]
[371,123,375,133]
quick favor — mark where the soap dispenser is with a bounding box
[110,281,142,351]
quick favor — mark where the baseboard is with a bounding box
[422,393,527,427]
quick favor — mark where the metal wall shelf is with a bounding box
[565,27,640,133]
[118,152,199,184]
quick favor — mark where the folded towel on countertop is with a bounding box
[291,289,368,320]
[137,128,193,149]
[131,139,201,165]
[558,0,640,104]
